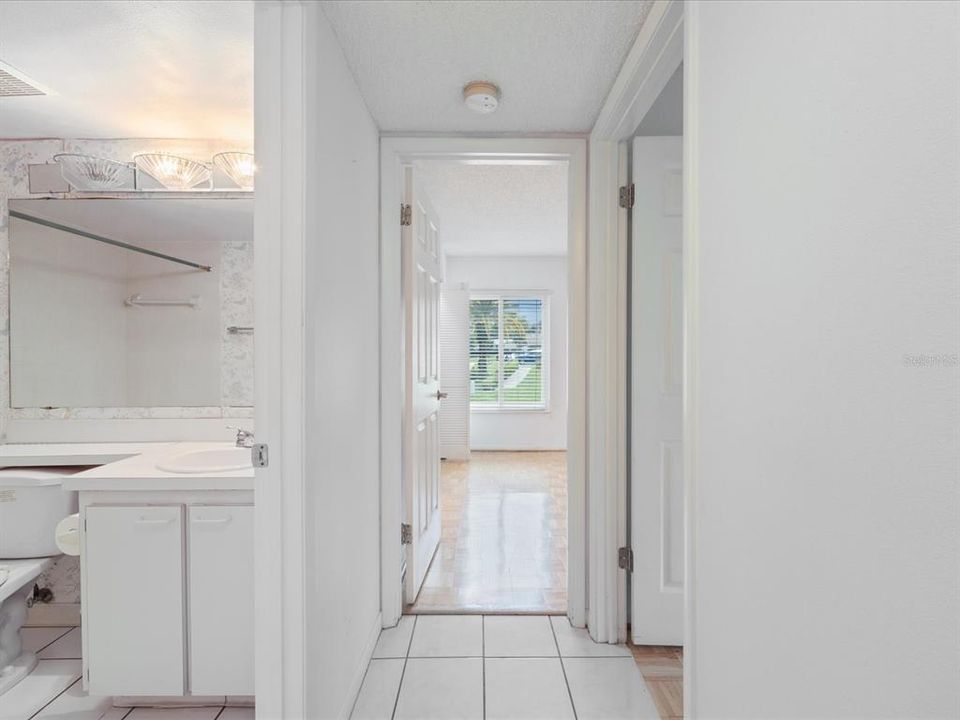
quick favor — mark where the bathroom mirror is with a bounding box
[7,198,253,409]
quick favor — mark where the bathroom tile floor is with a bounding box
[7,627,253,720]
[352,614,661,720]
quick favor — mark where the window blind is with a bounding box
[469,296,545,409]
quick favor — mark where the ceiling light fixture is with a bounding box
[212,152,256,190]
[134,153,211,190]
[463,81,500,114]
[53,153,134,191]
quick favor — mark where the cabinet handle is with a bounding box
[134,517,174,526]
[193,516,231,525]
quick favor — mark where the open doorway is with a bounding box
[378,137,587,628]
[627,61,684,717]
[406,159,570,614]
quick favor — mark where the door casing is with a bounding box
[379,138,588,628]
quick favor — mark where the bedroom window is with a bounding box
[469,295,547,410]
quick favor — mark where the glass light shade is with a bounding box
[53,153,134,190]
[134,153,211,190]
[212,152,256,190]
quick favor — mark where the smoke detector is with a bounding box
[0,60,50,97]
[463,81,500,114]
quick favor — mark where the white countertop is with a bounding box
[0,442,158,468]
[0,442,253,492]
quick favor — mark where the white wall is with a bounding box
[302,5,382,718]
[445,255,568,450]
[688,2,959,717]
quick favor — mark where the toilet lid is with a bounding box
[0,466,87,487]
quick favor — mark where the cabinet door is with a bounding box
[188,505,254,695]
[85,505,184,696]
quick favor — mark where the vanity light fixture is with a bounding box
[133,153,211,190]
[212,152,256,190]
[53,153,134,191]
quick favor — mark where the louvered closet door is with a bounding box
[439,285,470,460]
[403,166,443,603]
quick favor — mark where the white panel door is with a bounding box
[188,505,254,695]
[84,505,184,695]
[439,284,470,460]
[403,166,444,603]
[631,136,684,645]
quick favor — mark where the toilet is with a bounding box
[0,467,81,695]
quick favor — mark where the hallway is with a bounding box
[351,615,660,720]
[409,452,567,614]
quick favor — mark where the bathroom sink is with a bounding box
[156,447,252,474]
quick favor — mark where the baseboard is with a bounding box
[26,602,81,627]
[113,695,254,708]
[340,611,382,720]
[469,446,567,452]
[113,696,227,708]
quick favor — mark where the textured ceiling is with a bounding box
[418,161,567,257]
[0,1,252,139]
[322,0,654,133]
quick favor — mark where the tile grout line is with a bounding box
[549,617,579,720]
[213,706,227,720]
[389,615,418,720]
[26,671,82,720]
[31,626,75,654]
[481,615,486,720]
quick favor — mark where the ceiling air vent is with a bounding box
[0,61,48,97]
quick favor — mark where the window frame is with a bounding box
[468,290,551,413]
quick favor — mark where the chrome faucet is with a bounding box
[228,426,255,448]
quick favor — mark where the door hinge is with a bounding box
[400,203,412,227]
[401,523,413,545]
[618,546,634,572]
[618,184,635,209]
[251,443,269,468]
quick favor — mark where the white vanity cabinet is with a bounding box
[79,490,254,698]
[85,505,186,696]
[188,505,254,695]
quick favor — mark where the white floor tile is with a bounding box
[99,710,133,720]
[484,658,575,720]
[372,615,415,659]
[349,659,404,720]
[218,709,255,720]
[393,658,482,720]
[0,659,81,720]
[563,657,660,720]
[407,615,482,658]
[31,678,114,719]
[224,697,255,707]
[125,708,222,720]
[38,627,82,659]
[21,627,72,654]
[549,616,631,657]
[483,616,558,657]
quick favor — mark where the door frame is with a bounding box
[253,2,308,717]
[379,137,587,628]
[588,0,696,710]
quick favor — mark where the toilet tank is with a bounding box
[0,467,82,558]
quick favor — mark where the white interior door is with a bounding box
[403,166,443,603]
[439,284,470,460]
[630,136,684,645]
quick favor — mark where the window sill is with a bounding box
[470,405,551,414]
